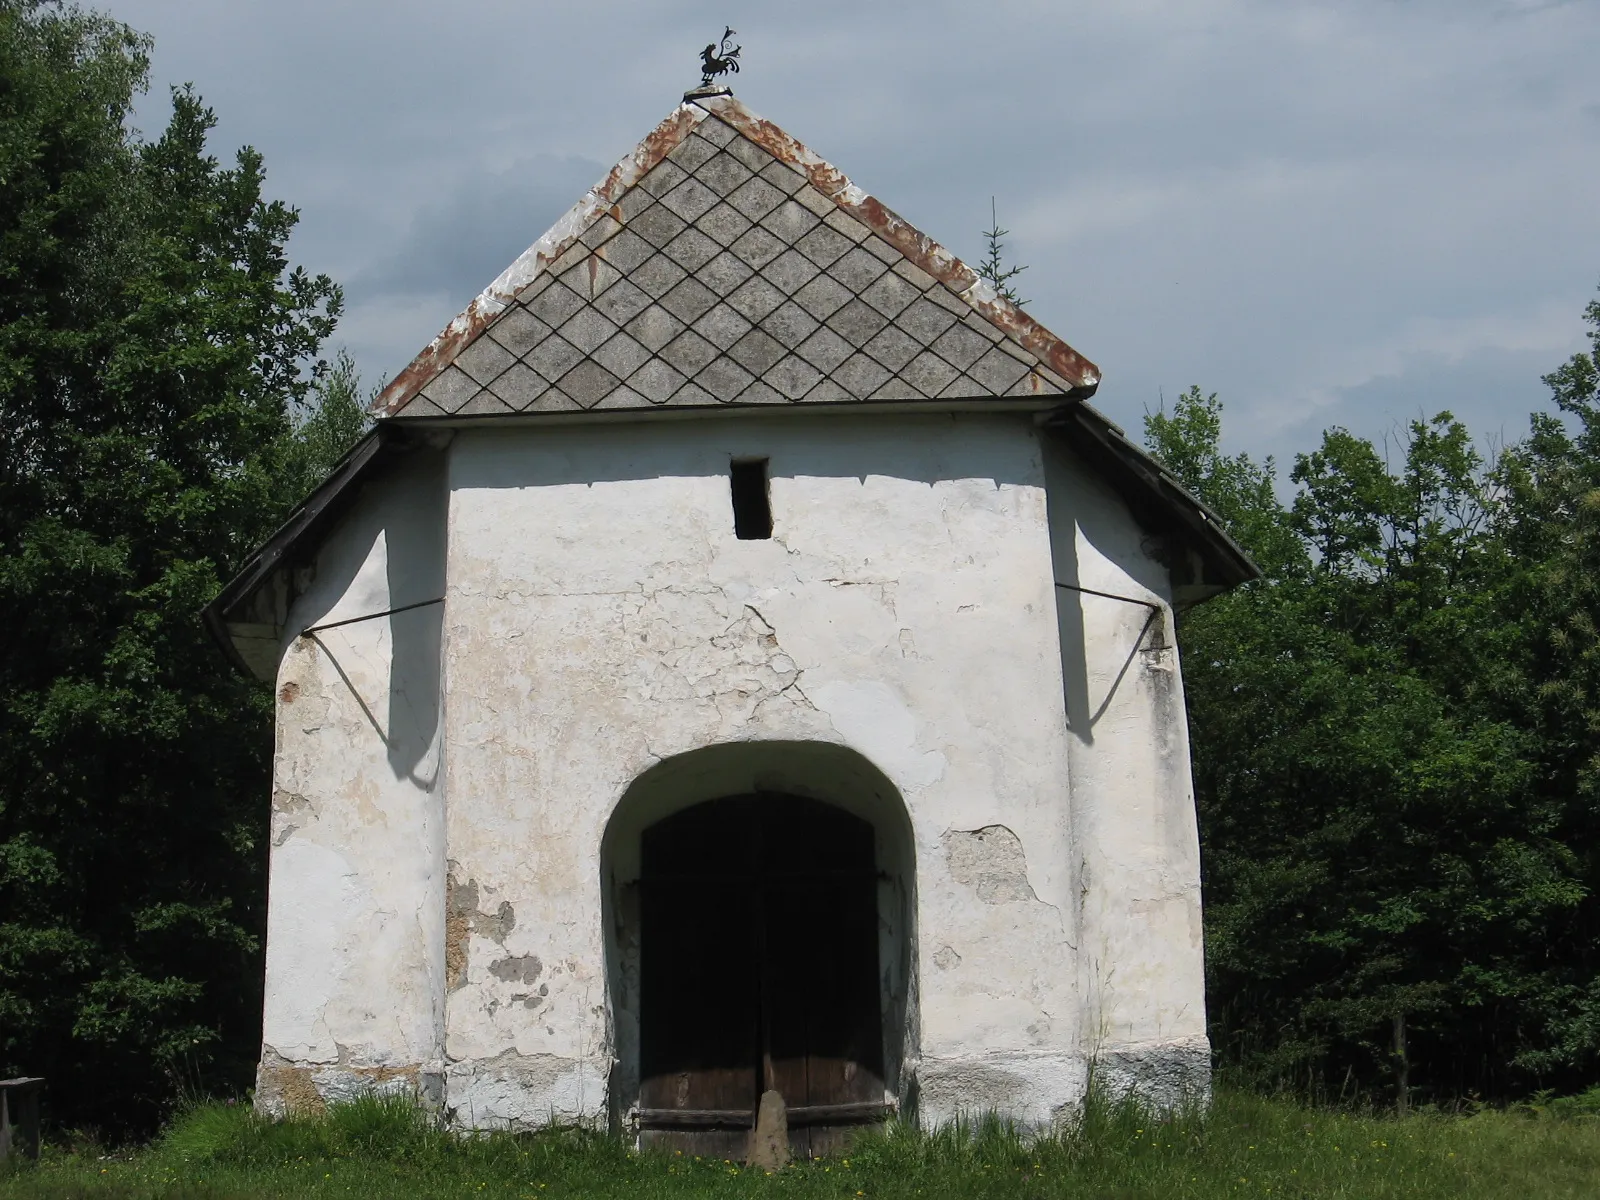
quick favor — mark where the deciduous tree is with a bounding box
[1150,321,1600,1102]
[0,0,351,1132]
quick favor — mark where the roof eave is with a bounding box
[352,390,1098,432]
[1041,404,1261,602]
[203,424,412,678]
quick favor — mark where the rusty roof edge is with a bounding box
[370,103,710,417]
[695,94,1102,393]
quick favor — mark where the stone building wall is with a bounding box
[255,410,1208,1128]
[258,450,449,1116]
[1045,436,1211,1109]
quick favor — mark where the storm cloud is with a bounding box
[114,0,1600,461]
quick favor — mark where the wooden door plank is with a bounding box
[639,803,760,1124]
[638,793,890,1157]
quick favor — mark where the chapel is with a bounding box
[206,84,1255,1151]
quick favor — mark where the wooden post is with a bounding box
[1392,1015,1409,1116]
[0,1077,43,1162]
[747,1089,790,1170]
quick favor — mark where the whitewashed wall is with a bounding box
[254,411,1210,1129]
[1044,436,1211,1107]
[439,413,1081,1129]
[258,450,449,1115]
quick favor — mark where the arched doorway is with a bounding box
[637,793,888,1156]
[601,741,916,1154]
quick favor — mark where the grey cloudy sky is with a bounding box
[114,0,1599,465]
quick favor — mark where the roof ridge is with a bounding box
[371,95,1099,418]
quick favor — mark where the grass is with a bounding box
[3,1087,1599,1199]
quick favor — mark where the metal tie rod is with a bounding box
[300,596,444,638]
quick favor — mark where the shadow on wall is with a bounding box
[452,412,1044,493]
[301,447,448,788]
[1043,433,1173,748]
[598,740,919,1130]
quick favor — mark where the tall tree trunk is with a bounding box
[1393,1013,1409,1115]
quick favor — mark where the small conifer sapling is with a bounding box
[977,197,1028,306]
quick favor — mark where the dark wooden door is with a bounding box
[638,794,887,1157]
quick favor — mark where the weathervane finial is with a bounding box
[699,27,741,88]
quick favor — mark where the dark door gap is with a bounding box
[638,794,885,1158]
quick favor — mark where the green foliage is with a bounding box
[1146,293,1600,1103]
[7,1090,1600,1198]
[976,198,1028,306]
[0,0,353,1134]
[1145,387,1305,575]
[282,350,374,500]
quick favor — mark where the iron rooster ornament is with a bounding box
[699,27,742,87]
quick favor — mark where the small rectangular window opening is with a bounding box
[730,458,772,540]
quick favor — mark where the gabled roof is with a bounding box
[204,91,1260,679]
[373,88,1100,419]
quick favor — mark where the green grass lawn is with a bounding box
[4,1088,1599,1199]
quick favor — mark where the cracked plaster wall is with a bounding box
[258,451,448,1116]
[440,413,1084,1129]
[254,411,1211,1130]
[1043,435,1210,1108]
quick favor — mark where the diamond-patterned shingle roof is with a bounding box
[374,90,1101,419]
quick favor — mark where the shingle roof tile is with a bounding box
[696,117,738,148]
[377,92,1097,419]
[695,203,753,248]
[558,306,618,354]
[693,302,753,349]
[486,308,553,357]
[791,274,852,321]
[454,336,516,386]
[592,331,653,380]
[825,299,890,348]
[726,275,786,323]
[487,362,549,410]
[592,277,652,326]
[725,135,774,173]
[524,335,584,383]
[665,136,716,176]
[729,226,785,271]
[662,228,721,273]
[696,153,753,197]
[666,134,718,173]
[625,305,686,352]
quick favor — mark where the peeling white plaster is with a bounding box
[942,825,1039,904]
[255,412,1211,1127]
[261,450,449,1097]
[445,1053,608,1131]
[1044,437,1209,1078]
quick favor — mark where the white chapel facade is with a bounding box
[207,87,1255,1146]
